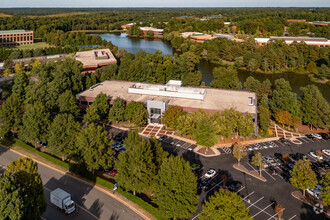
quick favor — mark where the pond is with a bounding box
[98,33,330,102]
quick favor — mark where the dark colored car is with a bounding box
[114,135,122,141]
[274,153,283,160]
[267,166,278,175]
[318,133,330,140]
[306,134,316,140]
[322,161,330,169]
[313,162,323,169]
[199,178,213,189]
[295,153,308,160]
[279,137,291,145]
[289,154,299,161]
[227,181,242,192]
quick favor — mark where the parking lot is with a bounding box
[106,125,329,220]
[158,134,329,220]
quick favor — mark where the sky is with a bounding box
[1,0,330,8]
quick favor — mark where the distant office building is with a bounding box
[176,16,195,19]
[0,30,33,46]
[75,49,117,73]
[308,21,330,26]
[214,33,235,40]
[254,37,330,47]
[287,19,306,23]
[121,23,135,29]
[180,32,204,38]
[139,27,164,36]
[190,34,217,42]
[76,80,258,135]
[203,15,227,19]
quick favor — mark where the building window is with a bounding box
[150,108,161,115]
[248,97,254,106]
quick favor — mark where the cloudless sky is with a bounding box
[2,0,330,8]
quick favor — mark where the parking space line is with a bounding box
[242,191,255,201]
[276,140,285,146]
[246,162,257,172]
[180,142,189,149]
[246,196,264,208]
[243,200,274,217]
[252,202,274,218]
[237,186,245,193]
[206,180,224,194]
[267,208,286,220]
[299,138,309,143]
[263,169,276,180]
[288,214,297,220]
[191,214,199,220]
[307,154,317,162]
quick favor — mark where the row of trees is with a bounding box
[162,107,255,147]
[211,70,329,132]
[165,33,329,78]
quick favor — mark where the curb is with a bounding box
[1,145,156,220]
[233,164,267,182]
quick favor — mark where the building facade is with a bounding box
[0,30,33,46]
[140,27,164,36]
[254,37,330,47]
[76,80,258,135]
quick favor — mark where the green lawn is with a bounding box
[8,42,50,50]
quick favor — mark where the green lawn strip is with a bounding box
[12,138,161,219]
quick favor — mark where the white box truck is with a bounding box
[50,188,76,214]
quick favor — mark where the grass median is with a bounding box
[11,138,163,220]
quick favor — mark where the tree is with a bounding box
[57,90,80,117]
[83,104,100,124]
[0,94,24,137]
[192,117,219,148]
[269,79,301,117]
[300,85,330,130]
[154,155,198,219]
[259,106,270,133]
[12,71,29,101]
[274,110,292,128]
[108,97,126,123]
[116,138,156,195]
[162,106,185,128]
[19,102,51,145]
[76,124,115,173]
[123,130,140,152]
[125,101,148,126]
[251,152,266,176]
[290,159,318,197]
[0,158,46,220]
[93,93,109,120]
[320,171,330,206]
[199,188,252,220]
[274,204,284,220]
[232,142,247,164]
[306,61,318,74]
[210,66,242,90]
[48,114,81,161]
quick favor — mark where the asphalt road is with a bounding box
[0,146,144,220]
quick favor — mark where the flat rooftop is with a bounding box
[75,49,117,67]
[0,30,33,34]
[76,80,257,114]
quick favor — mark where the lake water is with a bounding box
[98,33,330,102]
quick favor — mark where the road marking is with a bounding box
[242,191,255,201]
[246,162,258,172]
[276,141,285,146]
[191,214,199,220]
[237,186,245,193]
[252,202,274,218]
[2,147,154,220]
[288,214,297,220]
[267,208,286,220]
[43,187,99,219]
[299,138,309,143]
[246,196,264,208]
[243,199,274,217]
[307,154,317,162]
[206,180,223,194]
[263,169,276,180]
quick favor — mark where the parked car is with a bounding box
[203,168,217,179]
[295,153,308,160]
[309,151,323,160]
[227,181,242,192]
[322,149,330,157]
[274,153,283,161]
[114,135,122,141]
[279,138,290,145]
[114,144,125,152]
[311,133,323,140]
[108,168,118,177]
[199,178,213,189]
[306,185,321,200]
[191,163,201,172]
[262,156,277,166]
[267,166,278,175]
[318,133,330,140]
[273,158,283,166]
[306,134,316,140]
[321,161,329,169]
